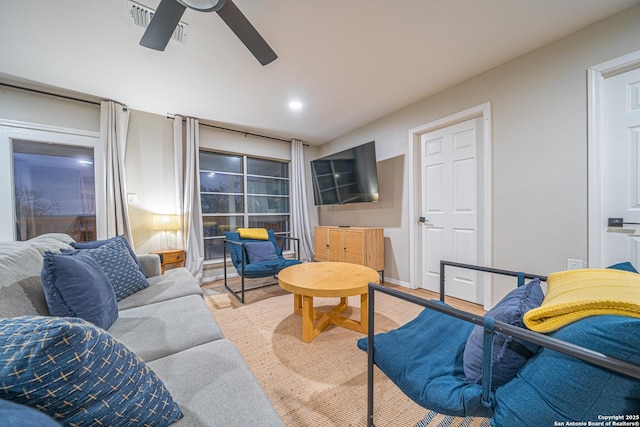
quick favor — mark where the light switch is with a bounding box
[127,193,138,205]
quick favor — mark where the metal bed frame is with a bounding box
[365,260,640,427]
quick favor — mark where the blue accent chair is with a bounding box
[223,229,301,303]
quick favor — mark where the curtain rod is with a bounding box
[1,82,101,106]
[167,113,308,146]
[1,82,308,146]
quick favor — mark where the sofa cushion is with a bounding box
[148,339,284,427]
[0,316,183,426]
[0,234,77,319]
[493,315,640,426]
[40,250,119,330]
[109,294,224,362]
[117,267,204,310]
[0,398,61,427]
[26,233,75,254]
[79,238,149,300]
[463,278,544,387]
[72,235,148,277]
[0,244,50,317]
[245,241,279,263]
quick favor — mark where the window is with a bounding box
[0,124,104,242]
[13,140,96,242]
[199,151,291,260]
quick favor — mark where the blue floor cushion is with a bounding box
[493,315,640,426]
[358,303,489,418]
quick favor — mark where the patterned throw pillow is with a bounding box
[72,235,148,277]
[82,239,149,300]
[0,316,183,426]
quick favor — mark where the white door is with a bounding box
[420,117,482,303]
[602,66,640,268]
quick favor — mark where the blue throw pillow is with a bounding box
[0,398,61,427]
[493,315,640,426]
[80,238,149,301]
[40,250,118,330]
[0,316,183,426]
[463,278,544,388]
[244,241,278,263]
[607,261,639,273]
[72,235,148,277]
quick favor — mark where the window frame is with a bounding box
[0,120,104,241]
[199,150,292,262]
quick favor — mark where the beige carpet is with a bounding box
[205,284,490,427]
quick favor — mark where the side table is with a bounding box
[149,249,185,274]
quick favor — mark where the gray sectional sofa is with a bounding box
[0,233,284,426]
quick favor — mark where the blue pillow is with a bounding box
[463,278,544,388]
[72,235,148,277]
[244,241,278,263]
[0,316,183,426]
[0,398,61,427]
[80,238,149,301]
[40,250,118,330]
[607,261,639,273]
[493,315,640,425]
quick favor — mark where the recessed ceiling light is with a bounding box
[288,100,303,110]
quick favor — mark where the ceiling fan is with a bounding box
[140,0,277,66]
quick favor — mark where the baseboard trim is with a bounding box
[382,277,415,289]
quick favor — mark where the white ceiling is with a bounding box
[1,0,638,145]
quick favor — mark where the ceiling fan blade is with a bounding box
[140,0,187,51]
[216,0,277,66]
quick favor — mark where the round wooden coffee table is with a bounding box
[278,262,380,343]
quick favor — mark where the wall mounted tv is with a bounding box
[311,141,379,205]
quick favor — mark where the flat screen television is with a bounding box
[310,141,379,205]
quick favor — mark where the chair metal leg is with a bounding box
[367,285,376,427]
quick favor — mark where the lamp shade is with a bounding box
[153,215,180,231]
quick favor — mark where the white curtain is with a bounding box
[173,115,204,281]
[290,139,314,262]
[100,100,133,244]
[13,158,36,240]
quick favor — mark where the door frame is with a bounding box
[407,102,493,308]
[588,49,640,268]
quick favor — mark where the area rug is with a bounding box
[414,411,491,427]
[205,285,492,427]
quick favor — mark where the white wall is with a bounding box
[315,5,640,302]
[0,85,99,131]
[3,5,639,301]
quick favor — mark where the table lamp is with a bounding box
[153,214,180,249]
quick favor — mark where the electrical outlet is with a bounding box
[567,259,583,270]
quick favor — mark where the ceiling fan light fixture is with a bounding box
[176,0,226,12]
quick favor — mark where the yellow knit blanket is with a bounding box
[523,268,640,333]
